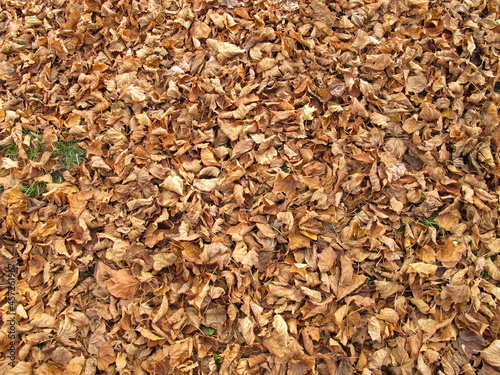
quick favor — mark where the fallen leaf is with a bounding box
[58,268,79,294]
[160,175,184,195]
[437,240,466,269]
[406,75,427,94]
[152,253,177,271]
[107,269,140,299]
[408,263,438,277]
[97,341,116,370]
[481,340,500,367]
[206,38,245,58]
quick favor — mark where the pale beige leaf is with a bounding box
[406,75,427,94]
[193,178,218,192]
[90,156,112,170]
[191,21,211,39]
[367,316,382,342]
[160,175,184,195]
[238,316,255,345]
[365,54,393,70]
[6,362,32,375]
[481,340,500,367]
[121,84,146,103]
[153,253,178,271]
[30,313,57,328]
[376,308,399,324]
[1,157,18,169]
[206,38,246,57]
[408,262,438,277]
[116,352,127,371]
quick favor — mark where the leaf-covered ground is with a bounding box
[1,0,500,374]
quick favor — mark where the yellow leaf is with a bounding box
[299,230,317,240]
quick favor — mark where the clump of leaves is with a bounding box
[0,143,18,159]
[22,181,46,196]
[207,328,216,336]
[53,140,86,169]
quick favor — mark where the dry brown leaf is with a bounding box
[200,242,230,268]
[238,316,256,345]
[160,175,184,195]
[375,281,405,298]
[67,190,92,218]
[231,139,254,158]
[191,21,211,39]
[153,253,177,271]
[1,0,499,371]
[434,212,460,231]
[90,156,112,171]
[97,341,116,370]
[481,340,500,367]
[5,362,33,375]
[168,337,193,367]
[406,75,427,94]
[436,240,466,269]
[367,316,382,342]
[288,232,311,250]
[262,314,291,357]
[107,269,140,299]
[58,268,79,294]
[30,313,57,328]
[420,102,441,121]
[206,38,246,58]
[273,174,298,197]
[408,262,438,277]
[268,282,303,302]
[364,54,393,70]
[441,284,470,304]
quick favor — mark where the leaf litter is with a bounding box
[0,0,500,374]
